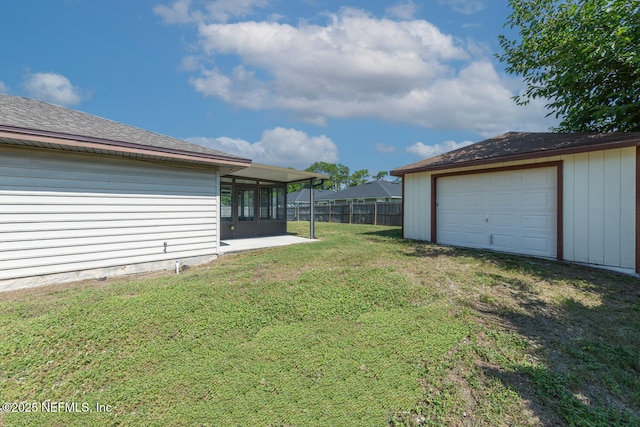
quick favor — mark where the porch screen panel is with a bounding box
[260,188,271,219]
[238,189,254,221]
[275,187,285,219]
[221,185,232,220]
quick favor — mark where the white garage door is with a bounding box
[436,167,557,258]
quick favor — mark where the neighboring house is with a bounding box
[0,94,325,290]
[287,188,335,206]
[316,180,401,204]
[391,132,640,275]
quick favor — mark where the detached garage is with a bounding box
[391,132,640,275]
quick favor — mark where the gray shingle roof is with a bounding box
[287,189,335,204]
[0,94,248,162]
[391,131,640,175]
[317,180,401,201]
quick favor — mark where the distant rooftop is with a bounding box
[317,180,401,201]
[288,188,335,204]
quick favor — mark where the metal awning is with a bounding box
[224,162,328,184]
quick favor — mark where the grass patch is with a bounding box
[1,222,639,426]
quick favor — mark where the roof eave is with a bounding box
[226,162,329,184]
[0,126,251,168]
[391,138,640,176]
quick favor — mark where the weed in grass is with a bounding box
[524,367,639,426]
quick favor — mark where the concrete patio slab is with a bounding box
[219,235,317,254]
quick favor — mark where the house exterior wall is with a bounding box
[0,145,220,290]
[402,147,636,272]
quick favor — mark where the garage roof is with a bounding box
[391,132,640,175]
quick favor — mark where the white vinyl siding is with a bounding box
[562,147,635,269]
[403,171,431,241]
[0,146,219,281]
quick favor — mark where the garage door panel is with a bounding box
[490,173,514,188]
[440,212,460,225]
[491,234,514,249]
[462,212,486,225]
[523,215,551,231]
[522,169,553,186]
[522,236,551,254]
[438,179,460,192]
[462,176,487,190]
[438,193,460,207]
[491,214,514,228]
[436,167,556,258]
[461,231,485,246]
[463,193,484,208]
[490,192,515,208]
[522,192,552,208]
[438,229,461,244]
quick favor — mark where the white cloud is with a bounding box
[154,0,196,23]
[375,143,396,153]
[23,72,85,106]
[407,139,473,158]
[386,0,419,20]
[438,0,485,15]
[154,0,268,24]
[187,127,338,168]
[0,81,9,93]
[161,5,554,134]
[205,0,269,23]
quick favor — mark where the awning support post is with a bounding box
[309,178,315,239]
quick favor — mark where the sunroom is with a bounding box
[221,163,326,240]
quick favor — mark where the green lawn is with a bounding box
[1,222,639,426]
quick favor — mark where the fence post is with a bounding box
[349,203,353,224]
[374,202,378,226]
[310,180,316,238]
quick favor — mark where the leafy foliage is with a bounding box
[306,161,351,191]
[288,161,372,192]
[346,168,370,188]
[499,0,640,132]
[374,170,389,181]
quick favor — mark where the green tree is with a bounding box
[373,171,389,181]
[347,169,370,188]
[305,161,350,191]
[498,0,640,132]
[287,182,304,193]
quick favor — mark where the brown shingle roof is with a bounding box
[391,132,640,175]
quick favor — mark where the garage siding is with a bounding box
[0,145,219,281]
[403,171,431,241]
[563,147,635,269]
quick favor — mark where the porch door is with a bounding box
[235,186,258,238]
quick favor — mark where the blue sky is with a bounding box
[1,0,556,176]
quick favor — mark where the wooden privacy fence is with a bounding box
[287,202,402,226]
